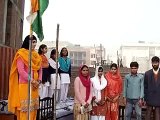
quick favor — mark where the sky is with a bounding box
[23,0,160,56]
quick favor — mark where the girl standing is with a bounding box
[73,64,92,120]
[105,63,122,120]
[91,66,107,120]
[48,49,60,102]
[38,44,50,98]
[58,47,71,104]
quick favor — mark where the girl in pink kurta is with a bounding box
[74,65,92,120]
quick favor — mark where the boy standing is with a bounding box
[123,62,144,120]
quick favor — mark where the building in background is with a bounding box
[119,41,160,73]
[94,44,106,66]
[37,41,106,67]
[68,45,89,66]
[0,0,25,99]
[68,44,106,67]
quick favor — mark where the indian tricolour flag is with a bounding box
[27,0,49,41]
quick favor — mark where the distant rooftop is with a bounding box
[36,41,74,49]
[36,41,103,49]
[121,41,160,47]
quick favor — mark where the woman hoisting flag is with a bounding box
[7,0,49,119]
[8,35,42,120]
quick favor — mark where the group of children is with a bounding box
[38,44,71,105]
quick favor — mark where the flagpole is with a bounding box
[54,24,60,120]
[27,25,33,120]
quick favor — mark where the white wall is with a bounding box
[120,46,156,73]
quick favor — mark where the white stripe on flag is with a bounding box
[26,12,37,24]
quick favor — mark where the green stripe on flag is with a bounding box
[32,0,49,41]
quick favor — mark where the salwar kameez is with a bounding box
[17,84,39,120]
[105,70,122,120]
[39,54,50,99]
[8,48,42,120]
[90,66,107,120]
[91,116,105,120]
[106,101,119,120]
[73,65,92,120]
[74,103,89,120]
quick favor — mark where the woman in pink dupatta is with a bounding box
[73,64,92,120]
[105,63,122,120]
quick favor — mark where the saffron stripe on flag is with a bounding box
[26,0,49,41]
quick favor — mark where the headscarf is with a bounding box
[79,65,91,102]
[8,48,42,113]
[105,69,122,81]
[91,66,107,102]
[105,67,122,96]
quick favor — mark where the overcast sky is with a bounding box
[23,0,160,55]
